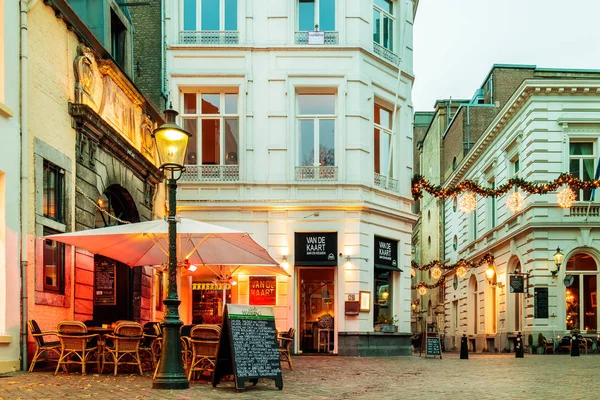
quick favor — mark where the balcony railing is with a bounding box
[295,31,339,45]
[180,165,239,182]
[296,166,338,181]
[373,42,400,66]
[179,31,239,45]
[374,172,399,192]
[568,205,600,217]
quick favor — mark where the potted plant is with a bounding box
[376,312,398,333]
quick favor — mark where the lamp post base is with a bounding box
[152,298,189,390]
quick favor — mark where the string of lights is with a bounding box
[411,172,593,201]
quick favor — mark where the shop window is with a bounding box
[569,141,595,201]
[298,0,335,31]
[192,281,231,324]
[374,268,392,326]
[373,0,394,51]
[182,92,239,166]
[183,0,238,31]
[43,160,65,223]
[374,103,393,177]
[565,253,598,331]
[297,93,335,167]
[43,227,64,293]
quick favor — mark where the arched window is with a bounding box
[565,253,598,331]
[512,261,522,332]
[468,275,478,335]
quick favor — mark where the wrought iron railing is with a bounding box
[294,31,339,45]
[296,166,338,181]
[373,172,399,192]
[373,42,400,66]
[180,165,240,182]
[179,31,239,45]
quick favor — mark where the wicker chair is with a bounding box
[102,322,144,376]
[138,322,159,370]
[278,327,296,370]
[542,336,555,354]
[187,325,221,381]
[28,320,61,372]
[55,321,100,375]
[558,336,572,354]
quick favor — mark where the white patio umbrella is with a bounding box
[44,217,281,268]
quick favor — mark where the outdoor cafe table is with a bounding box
[87,327,114,371]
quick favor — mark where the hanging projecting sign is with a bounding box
[374,236,399,270]
[294,232,338,266]
[249,276,277,306]
[510,275,525,293]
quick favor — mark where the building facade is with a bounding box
[166,0,418,355]
[0,0,22,373]
[24,0,165,365]
[436,65,600,352]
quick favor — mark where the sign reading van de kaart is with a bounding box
[295,232,337,266]
[249,276,277,306]
[374,236,398,269]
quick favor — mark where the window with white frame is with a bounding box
[374,103,393,177]
[297,94,335,167]
[373,0,394,51]
[182,92,239,166]
[511,156,520,177]
[183,0,237,31]
[569,141,596,201]
[565,253,598,331]
[298,0,335,31]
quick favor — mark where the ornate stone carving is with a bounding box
[74,45,96,104]
[141,114,155,159]
[99,78,136,141]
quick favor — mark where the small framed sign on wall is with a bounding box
[359,291,371,312]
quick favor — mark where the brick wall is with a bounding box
[130,0,165,112]
[492,68,535,108]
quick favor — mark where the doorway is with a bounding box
[298,268,335,353]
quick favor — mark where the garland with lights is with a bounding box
[410,254,495,294]
[411,173,594,201]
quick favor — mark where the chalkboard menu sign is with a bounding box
[212,304,283,391]
[510,275,525,293]
[94,259,116,305]
[535,287,549,318]
[374,236,399,270]
[425,334,442,358]
[294,232,337,266]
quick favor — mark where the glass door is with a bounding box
[298,268,335,353]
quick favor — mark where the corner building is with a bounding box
[167,0,418,355]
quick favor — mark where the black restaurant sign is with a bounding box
[374,236,398,269]
[510,275,525,293]
[212,304,283,390]
[295,232,337,266]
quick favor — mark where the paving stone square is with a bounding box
[1,353,600,400]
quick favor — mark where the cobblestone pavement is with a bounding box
[1,353,600,400]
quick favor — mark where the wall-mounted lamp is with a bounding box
[341,253,369,263]
[485,264,504,288]
[280,255,289,271]
[552,247,564,277]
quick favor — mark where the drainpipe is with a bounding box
[19,0,29,371]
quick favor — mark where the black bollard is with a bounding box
[515,332,524,358]
[460,334,468,359]
[571,335,580,357]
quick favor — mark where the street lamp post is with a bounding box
[152,108,191,390]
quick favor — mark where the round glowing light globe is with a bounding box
[458,191,477,214]
[507,192,525,213]
[418,286,427,296]
[431,266,442,280]
[456,266,467,277]
[557,187,576,208]
[411,267,416,278]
